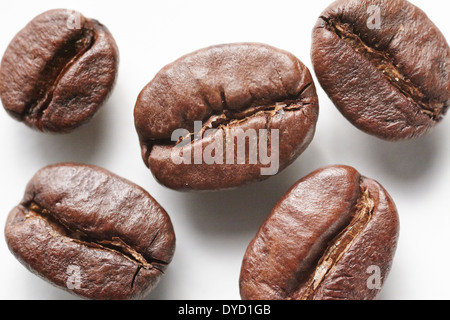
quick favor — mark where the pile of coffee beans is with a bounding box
[1,0,448,300]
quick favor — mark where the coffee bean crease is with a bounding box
[172,95,314,147]
[25,202,167,272]
[320,15,445,121]
[23,22,96,127]
[298,186,374,300]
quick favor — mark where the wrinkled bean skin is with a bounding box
[135,43,319,191]
[311,0,450,141]
[239,165,400,300]
[0,9,119,133]
[4,164,175,300]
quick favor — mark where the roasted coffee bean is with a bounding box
[134,43,319,191]
[0,9,119,132]
[239,165,399,300]
[4,163,175,300]
[311,0,450,141]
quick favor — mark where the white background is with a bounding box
[0,0,449,300]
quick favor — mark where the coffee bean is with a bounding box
[311,0,450,141]
[134,43,319,191]
[0,9,119,133]
[4,163,175,300]
[239,165,399,300]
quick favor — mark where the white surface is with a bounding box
[0,0,449,300]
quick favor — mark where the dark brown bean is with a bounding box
[4,163,175,300]
[134,43,319,191]
[311,0,450,141]
[0,9,119,133]
[239,165,399,300]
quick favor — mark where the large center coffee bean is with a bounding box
[311,0,449,141]
[239,165,399,300]
[4,163,175,300]
[0,9,119,133]
[134,43,319,191]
